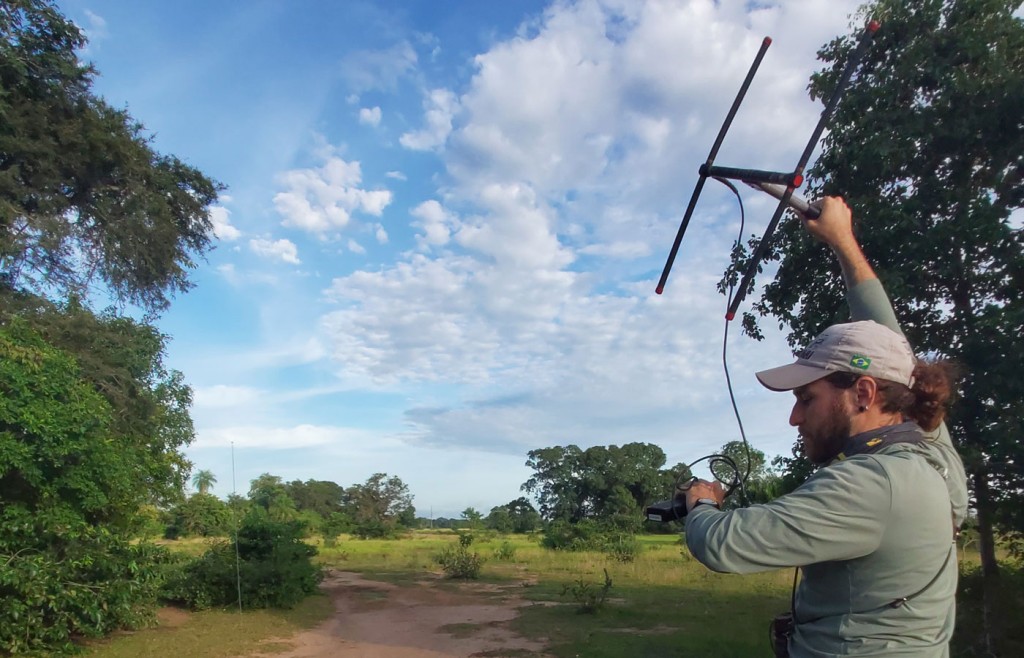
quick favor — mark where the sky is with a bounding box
[56,0,871,518]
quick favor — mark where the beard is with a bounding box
[801,398,853,465]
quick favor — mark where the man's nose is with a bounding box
[789,403,802,427]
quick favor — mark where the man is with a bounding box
[802,197,967,527]
[683,197,963,657]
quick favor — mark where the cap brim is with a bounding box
[755,362,829,392]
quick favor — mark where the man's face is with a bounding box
[789,378,856,464]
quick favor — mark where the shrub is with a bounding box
[159,512,322,610]
[493,541,517,561]
[0,523,166,655]
[561,569,613,614]
[604,534,642,563]
[540,519,605,551]
[435,533,485,579]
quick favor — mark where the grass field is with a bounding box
[86,531,791,657]
[84,530,1018,657]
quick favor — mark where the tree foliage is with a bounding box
[522,443,676,523]
[486,497,541,534]
[192,469,217,495]
[0,1,225,651]
[0,0,223,313]
[165,493,230,539]
[733,0,1023,575]
[344,473,415,539]
[0,320,168,652]
[715,441,782,508]
[161,512,321,611]
[285,478,345,518]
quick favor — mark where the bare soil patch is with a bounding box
[246,570,552,658]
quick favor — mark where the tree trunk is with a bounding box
[973,469,999,579]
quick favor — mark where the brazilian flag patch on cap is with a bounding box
[850,354,871,370]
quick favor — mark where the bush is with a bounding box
[541,519,641,559]
[435,533,485,579]
[351,518,400,539]
[493,541,517,561]
[954,561,1024,657]
[604,534,642,563]
[561,569,613,614]
[0,523,166,655]
[159,512,322,610]
[540,520,606,551]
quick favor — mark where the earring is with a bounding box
[859,405,867,412]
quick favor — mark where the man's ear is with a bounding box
[853,376,880,410]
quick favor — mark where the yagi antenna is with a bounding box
[655,21,881,321]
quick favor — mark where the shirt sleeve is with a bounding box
[847,278,903,336]
[684,458,892,574]
[846,278,968,527]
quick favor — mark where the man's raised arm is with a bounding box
[800,195,968,528]
[801,196,901,335]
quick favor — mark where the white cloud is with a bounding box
[399,88,460,151]
[194,424,375,450]
[411,200,457,248]
[216,263,280,287]
[193,385,262,408]
[579,240,650,259]
[315,0,860,459]
[274,155,393,234]
[339,42,417,93]
[250,237,301,264]
[347,238,366,254]
[375,223,389,244]
[209,205,241,241]
[78,10,108,46]
[359,106,382,126]
[386,171,407,181]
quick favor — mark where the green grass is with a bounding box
[94,530,1010,657]
[81,593,333,658]
[314,530,791,655]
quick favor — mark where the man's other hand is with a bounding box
[684,479,726,513]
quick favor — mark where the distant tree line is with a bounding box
[162,472,418,542]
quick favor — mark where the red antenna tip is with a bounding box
[655,285,664,295]
[763,36,772,46]
[867,20,880,33]
[725,311,735,321]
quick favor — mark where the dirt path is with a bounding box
[249,570,552,658]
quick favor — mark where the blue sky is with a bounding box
[57,0,866,518]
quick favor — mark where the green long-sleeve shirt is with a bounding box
[846,279,969,527]
[686,429,956,656]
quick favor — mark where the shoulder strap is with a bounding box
[792,541,955,625]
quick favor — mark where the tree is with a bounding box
[166,493,229,538]
[248,473,297,521]
[733,0,1023,580]
[522,443,676,523]
[343,473,415,539]
[192,469,217,495]
[505,497,542,533]
[0,2,221,651]
[486,497,542,534]
[0,0,223,313]
[0,320,168,652]
[715,441,781,507]
[461,507,484,530]
[486,506,514,533]
[285,479,345,518]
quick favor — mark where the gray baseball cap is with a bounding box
[755,320,916,391]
